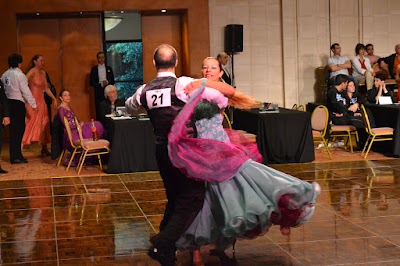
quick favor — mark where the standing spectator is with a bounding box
[365,44,380,65]
[217,52,232,85]
[0,80,10,173]
[351,43,375,90]
[1,54,37,164]
[23,54,58,156]
[328,43,359,88]
[89,52,115,120]
[45,72,57,129]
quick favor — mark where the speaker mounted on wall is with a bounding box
[225,24,243,53]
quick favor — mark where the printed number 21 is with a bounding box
[152,93,163,106]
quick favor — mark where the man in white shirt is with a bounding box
[89,52,115,120]
[328,43,359,89]
[126,44,235,266]
[1,53,37,164]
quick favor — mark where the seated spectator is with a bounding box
[98,85,125,125]
[344,80,364,116]
[383,44,400,79]
[57,89,104,166]
[374,58,391,79]
[351,43,374,90]
[365,43,380,65]
[367,74,391,104]
[328,43,359,89]
[327,74,364,129]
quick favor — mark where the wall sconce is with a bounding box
[104,16,123,31]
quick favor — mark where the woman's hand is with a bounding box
[184,80,201,95]
[348,104,359,113]
[52,100,58,109]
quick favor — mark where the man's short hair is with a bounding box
[217,52,228,59]
[375,73,386,81]
[97,52,104,59]
[330,43,339,51]
[334,74,348,86]
[153,44,177,70]
[365,43,373,49]
[8,53,22,68]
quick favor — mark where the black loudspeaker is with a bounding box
[225,24,243,53]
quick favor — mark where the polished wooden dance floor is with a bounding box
[1,146,400,265]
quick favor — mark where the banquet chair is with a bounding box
[74,117,111,174]
[291,104,298,110]
[311,105,332,159]
[360,104,394,159]
[297,105,305,112]
[223,111,232,129]
[62,116,83,171]
[330,125,359,153]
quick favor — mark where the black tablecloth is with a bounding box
[233,108,315,164]
[106,117,158,173]
[364,104,399,156]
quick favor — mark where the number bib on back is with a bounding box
[146,88,172,109]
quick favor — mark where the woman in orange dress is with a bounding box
[22,55,57,156]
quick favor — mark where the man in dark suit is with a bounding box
[98,84,125,127]
[89,52,115,120]
[217,52,232,85]
[383,44,400,79]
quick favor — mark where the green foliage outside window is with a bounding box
[107,42,143,100]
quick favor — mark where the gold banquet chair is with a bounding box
[223,111,232,129]
[330,125,359,153]
[62,116,83,171]
[311,105,332,159]
[360,104,394,159]
[74,117,111,175]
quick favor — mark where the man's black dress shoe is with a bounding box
[0,168,8,174]
[20,157,28,163]
[148,246,176,266]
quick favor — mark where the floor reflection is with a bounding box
[0,159,400,265]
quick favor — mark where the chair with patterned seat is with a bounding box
[62,116,83,171]
[74,117,111,174]
[360,104,394,159]
[311,105,332,159]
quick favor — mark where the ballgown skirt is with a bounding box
[176,159,320,250]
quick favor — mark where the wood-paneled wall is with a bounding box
[141,15,183,83]
[0,0,210,77]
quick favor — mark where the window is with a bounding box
[106,41,143,100]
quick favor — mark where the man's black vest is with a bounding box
[140,76,186,142]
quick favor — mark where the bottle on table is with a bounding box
[111,104,115,115]
[91,118,98,141]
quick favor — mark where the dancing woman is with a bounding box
[169,76,321,255]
